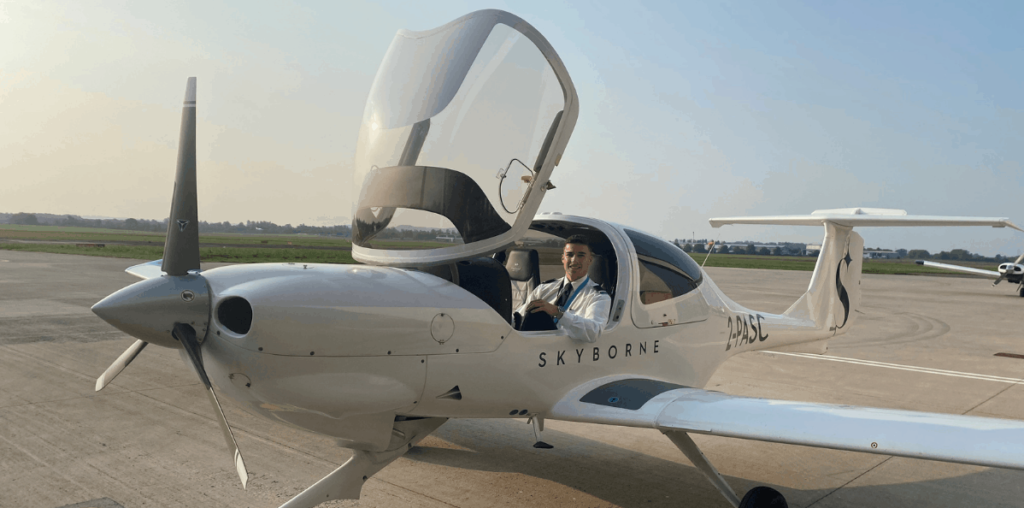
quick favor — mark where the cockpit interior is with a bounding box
[407,219,619,329]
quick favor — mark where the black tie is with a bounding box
[555,281,573,308]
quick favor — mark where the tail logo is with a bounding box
[835,246,852,329]
[177,219,189,232]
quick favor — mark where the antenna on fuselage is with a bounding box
[701,237,719,269]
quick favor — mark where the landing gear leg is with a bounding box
[278,417,446,508]
[664,431,787,508]
[529,416,553,449]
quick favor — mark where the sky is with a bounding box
[2,0,1022,255]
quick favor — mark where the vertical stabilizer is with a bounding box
[162,77,200,275]
[783,223,863,336]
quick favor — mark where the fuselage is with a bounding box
[197,216,835,452]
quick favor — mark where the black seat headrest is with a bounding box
[506,249,539,282]
[588,254,611,289]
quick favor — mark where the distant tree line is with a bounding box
[8,212,170,231]
[3,212,466,241]
[676,241,798,257]
[671,238,1008,263]
[3,212,354,237]
[204,220,352,237]
[906,249,1011,263]
[366,227,462,241]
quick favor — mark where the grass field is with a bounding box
[0,224,1000,276]
[0,242,356,264]
[0,224,463,263]
[0,224,351,248]
[0,224,463,251]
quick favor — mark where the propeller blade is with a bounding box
[95,340,148,392]
[172,323,249,489]
[162,77,200,276]
[1014,252,1024,266]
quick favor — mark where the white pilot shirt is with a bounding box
[515,275,611,343]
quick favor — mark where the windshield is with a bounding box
[352,14,566,249]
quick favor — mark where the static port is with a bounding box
[217,297,253,335]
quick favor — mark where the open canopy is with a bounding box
[351,9,578,266]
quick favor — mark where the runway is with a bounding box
[2,250,1023,508]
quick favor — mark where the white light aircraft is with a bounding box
[915,254,1024,297]
[91,10,1024,508]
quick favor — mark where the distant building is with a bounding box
[864,250,900,259]
[805,244,822,256]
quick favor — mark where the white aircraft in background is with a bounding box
[916,253,1024,297]
[90,10,1024,508]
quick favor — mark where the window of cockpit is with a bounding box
[625,229,702,304]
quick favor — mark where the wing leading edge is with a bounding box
[551,379,1024,471]
[915,260,1001,279]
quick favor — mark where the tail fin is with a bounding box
[710,208,1021,351]
[784,223,863,336]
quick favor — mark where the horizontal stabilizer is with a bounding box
[915,260,1000,279]
[553,382,1024,471]
[126,259,165,280]
[711,208,1024,232]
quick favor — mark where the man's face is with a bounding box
[562,242,592,281]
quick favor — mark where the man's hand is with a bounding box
[526,299,559,316]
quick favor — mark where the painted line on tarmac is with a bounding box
[772,352,1024,384]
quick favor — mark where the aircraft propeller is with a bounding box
[94,339,146,391]
[993,252,1024,286]
[91,77,249,488]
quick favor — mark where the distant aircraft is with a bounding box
[916,253,1024,297]
[89,11,1024,508]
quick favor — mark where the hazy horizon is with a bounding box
[3,1,1022,255]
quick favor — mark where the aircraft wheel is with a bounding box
[738,486,788,508]
[1019,287,1024,297]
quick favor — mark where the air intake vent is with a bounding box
[437,386,462,400]
[217,297,253,335]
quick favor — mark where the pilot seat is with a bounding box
[506,248,541,311]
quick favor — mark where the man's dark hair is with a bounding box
[565,234,591,251]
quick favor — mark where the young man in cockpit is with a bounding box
[515,234,611,342]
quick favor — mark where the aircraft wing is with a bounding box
[550,379,1024,470]
[915,260,1001,279]
[125,259,165,280]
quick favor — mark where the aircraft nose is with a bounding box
[92,274,211,349]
